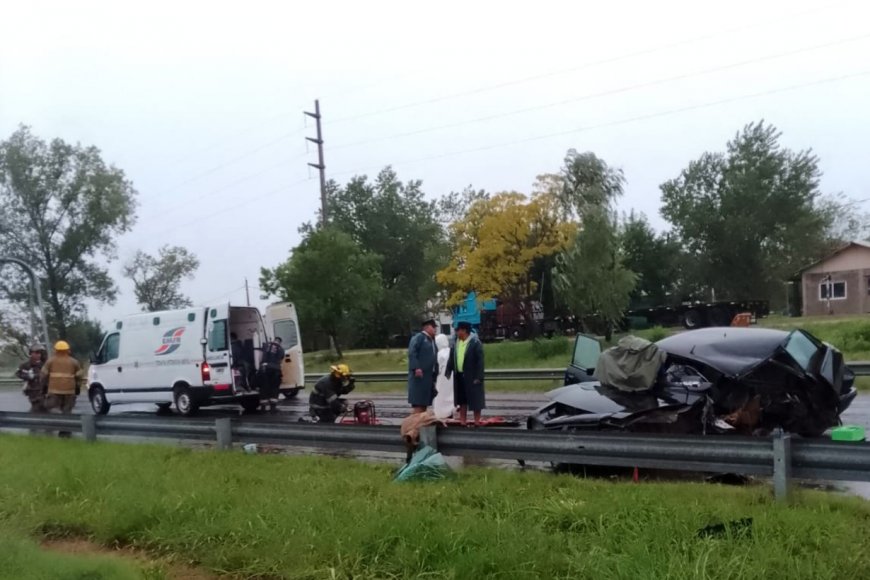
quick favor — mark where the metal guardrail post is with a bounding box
[773,430,792,502]
[215,418,233,450]
[81,414,97,442]
[419,425,438,450]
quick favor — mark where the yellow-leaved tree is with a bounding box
[436,190,575,331]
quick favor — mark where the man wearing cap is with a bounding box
[41,340,83,436]
[445,321,486,427]
[407,319,438,413]
[16,343,47,413]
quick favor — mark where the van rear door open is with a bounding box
[265,302,305,397]
[205,303,232,392]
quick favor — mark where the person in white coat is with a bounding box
[433,334,455,419]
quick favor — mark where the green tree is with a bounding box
[327,167,446,344]
[620,212,683,306]
[123,245,200,312]
[554,210,636,339]
[260,227,382,357]
[551,152,635,338]
[0,126,137,338]
[660,121,835,301]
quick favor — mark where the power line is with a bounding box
[331,69,870,178]
[147,131,305,200]
[137,152,309,223]
[324,3,846,127]
[134,177,313,241]
[157,73,416,169]
[327,33,870,153]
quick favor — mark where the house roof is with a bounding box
[798,240,870,274]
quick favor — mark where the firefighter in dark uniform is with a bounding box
[258,336,284,412]
[308,364,355,423]
[16,343,46,413]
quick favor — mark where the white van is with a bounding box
[86,302,304,415]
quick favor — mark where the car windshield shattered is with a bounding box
[528,327,857,437]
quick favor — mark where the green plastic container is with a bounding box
[831,425,866,442]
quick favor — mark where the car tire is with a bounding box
[173,385,199,416]
[683,309,704,329]
[282,388,301,400]
[89,385,110,415]
[240,396,260,412]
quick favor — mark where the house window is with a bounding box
[866,276,870,296]
[819,281,846,300]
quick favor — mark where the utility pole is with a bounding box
[305,99,327,225]
[245,278,251,307]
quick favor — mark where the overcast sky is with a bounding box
[2,0,869,329]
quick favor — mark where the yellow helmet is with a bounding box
[54,340,71,352]
[330,364,352,379]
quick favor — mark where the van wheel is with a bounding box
[282,388,301,400]
[155,402,172,415]
[174,386,199,416]
[240,397,260,412]
[89,385,110,415]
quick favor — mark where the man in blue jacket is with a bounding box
[407,319,438,413]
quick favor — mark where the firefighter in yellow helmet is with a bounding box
[308,364,355,423]
[40,340,83,437]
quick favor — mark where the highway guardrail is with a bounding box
[2,411,869,501]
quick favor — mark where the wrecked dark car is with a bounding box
[527,327,857,437]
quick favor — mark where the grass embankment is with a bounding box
[307,328,672,394]
[309,318,870,393]
[0,529,148,580]
[1,436,870,579]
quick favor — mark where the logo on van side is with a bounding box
[155,327,186,356]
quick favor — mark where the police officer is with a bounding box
[308,364,355,423]
[41,340,83,437]
[258,336,284,412]
[16,343,46,413]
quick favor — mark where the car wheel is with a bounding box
[155,402,172,414]
[89,385,110,415]
[683,309,703,329]
[240,396,260,412]
[173,386,199,416]
[282,388,301,400]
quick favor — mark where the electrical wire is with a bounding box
[324,2,849,126]
[331,69,870,178]
[327,32,870,152]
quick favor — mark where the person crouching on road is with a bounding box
[259,336,284,412]
[408,319,438,413]
[446,322,485,427]
[309,364,355,423]
[17,343,47,414]
[41,341,83,438]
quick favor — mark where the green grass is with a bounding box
[0,529,150,580]
[2,436,870,579]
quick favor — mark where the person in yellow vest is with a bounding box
[41,340,83,436]
[445,322,485,427]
